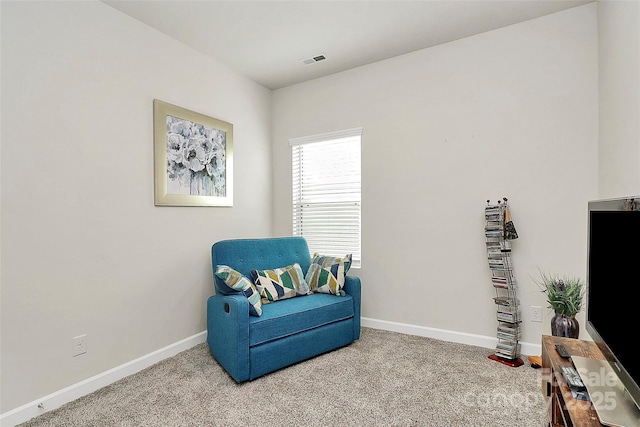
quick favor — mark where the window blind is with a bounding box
[290,128,362,267]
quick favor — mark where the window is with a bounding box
[290,128,362,267]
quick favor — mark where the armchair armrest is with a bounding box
[206,294,251,382]
[343,275,361,340]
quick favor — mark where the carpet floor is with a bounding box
[19,327,547,426]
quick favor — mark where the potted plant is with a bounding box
[535,270,584,338]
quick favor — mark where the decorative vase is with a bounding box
[551,312,579,338]
[190,171,213,196]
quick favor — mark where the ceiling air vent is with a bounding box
[301,55,326,66]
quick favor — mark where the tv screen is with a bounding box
[587,196,640,410]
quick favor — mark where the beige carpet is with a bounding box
[19,328,547,426]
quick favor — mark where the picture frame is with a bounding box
[153,99,233,206]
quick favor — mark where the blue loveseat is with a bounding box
[206,236,361,382]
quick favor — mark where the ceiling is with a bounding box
[104,0,592,90]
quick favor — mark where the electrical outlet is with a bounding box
[73,334,87,357]
[531,306,542,322]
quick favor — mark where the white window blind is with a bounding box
[290,128,362,267]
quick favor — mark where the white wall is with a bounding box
[272,4,599,347]
[598,0,640,198]
[0,1,271,413]
[7,0,639,419]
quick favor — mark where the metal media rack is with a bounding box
[485,197,523,367]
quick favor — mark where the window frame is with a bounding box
[289,128,362,268]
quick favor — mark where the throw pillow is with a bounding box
[251,263,310,303]
[305,253,352,296]
[215,265,262,317]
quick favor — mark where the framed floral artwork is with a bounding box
[153,99,233,206]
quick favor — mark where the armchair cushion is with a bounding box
[248,293,354,346]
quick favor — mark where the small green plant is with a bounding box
[535,270,584,317]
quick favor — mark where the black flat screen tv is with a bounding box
[586,196,640,411]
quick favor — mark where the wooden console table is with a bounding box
[541,335,604,426]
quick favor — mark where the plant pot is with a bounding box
[551,312,579,338]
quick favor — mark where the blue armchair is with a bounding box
[206,236,361,382]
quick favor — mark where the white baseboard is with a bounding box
[2,321,542,427]
[361,317,542,358]
[0,331,207,427]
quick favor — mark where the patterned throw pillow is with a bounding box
[215,265,263,317]
[305,253,352,296]
[251,263,310,303]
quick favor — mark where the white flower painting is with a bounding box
[154,99,233,207]
[165,115,226,197]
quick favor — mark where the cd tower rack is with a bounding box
[485,198,523,367]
